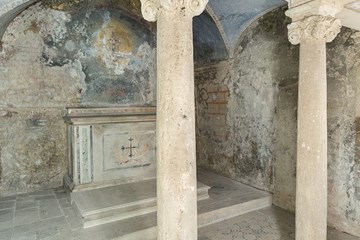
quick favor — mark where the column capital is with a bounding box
[140,0,208,22]
[288,15,341,45]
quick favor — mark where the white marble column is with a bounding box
[288,16,341,240]
[140,1,208,239]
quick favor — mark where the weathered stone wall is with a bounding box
[196,61,233,177]
[0,2,156,195]
[327,30,360,236]
[0,0,230,196]
[196,7,299,193]
[195,6,360,237]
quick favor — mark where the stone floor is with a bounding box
[198,206,360,240]
[0,188,82,240]
[0,188,359,240]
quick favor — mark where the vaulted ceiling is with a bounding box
[0,0,360,54]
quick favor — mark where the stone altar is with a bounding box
[64,107,156,191]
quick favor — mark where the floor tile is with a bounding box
[66,215,83,230]
[0,228,12,240]
[0,221,13,232]
[0,196,16,203]
[12,224,30,234]
[34,195,56,201]
[39,205,62,220]
[16,194,35,202]
[61,207,75,217]
[54,192,68,200]
[35,226,60,240]
[15,200,38,210]
[12,231,36,240]
[0,209,14,223]
[14,207,39,226]
[29,190,53,196]
[29,216,67,232]
[0,202,15,210]
[1,186,360,240]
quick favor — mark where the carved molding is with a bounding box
[140,0,208,22]
[288,15,342,45]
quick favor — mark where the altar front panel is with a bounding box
[92,122,156,183]
[64,107,156,190]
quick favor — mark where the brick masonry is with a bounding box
[195,62,230,143]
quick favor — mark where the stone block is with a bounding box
[206,84,220,93]
[207,93,220,103]
[217,93,228,103]
[219,103,228,114]
[207,103,220,114]
[219,85,229,93]
[207,115,227,127]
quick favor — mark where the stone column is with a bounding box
[140,1,208,239]
[288,16,341,240]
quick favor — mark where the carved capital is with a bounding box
[140,0,208,22]
[288,16,341,45]
[140,0,158,22]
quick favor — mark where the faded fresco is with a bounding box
[42,4,157,106]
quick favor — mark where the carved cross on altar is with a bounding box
[121,138,139,158]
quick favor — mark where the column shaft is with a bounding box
[296,38,328,240]
[156,11,198,240]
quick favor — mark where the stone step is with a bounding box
[87,169,273,240]
[70,180,210,228]
[113,196,273,240]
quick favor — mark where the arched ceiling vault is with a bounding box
[1,0,360,54]
[207,0,286,55]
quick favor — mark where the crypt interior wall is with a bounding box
[0,0,226,196]
[195,6,360,237]
[1,1,360,237]
[0,1,157,195]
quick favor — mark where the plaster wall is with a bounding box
[195,7,360,237]
[196,7,298,193]
[0,2,156,195]
[326,30,360,236]
[0,0,226,196]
